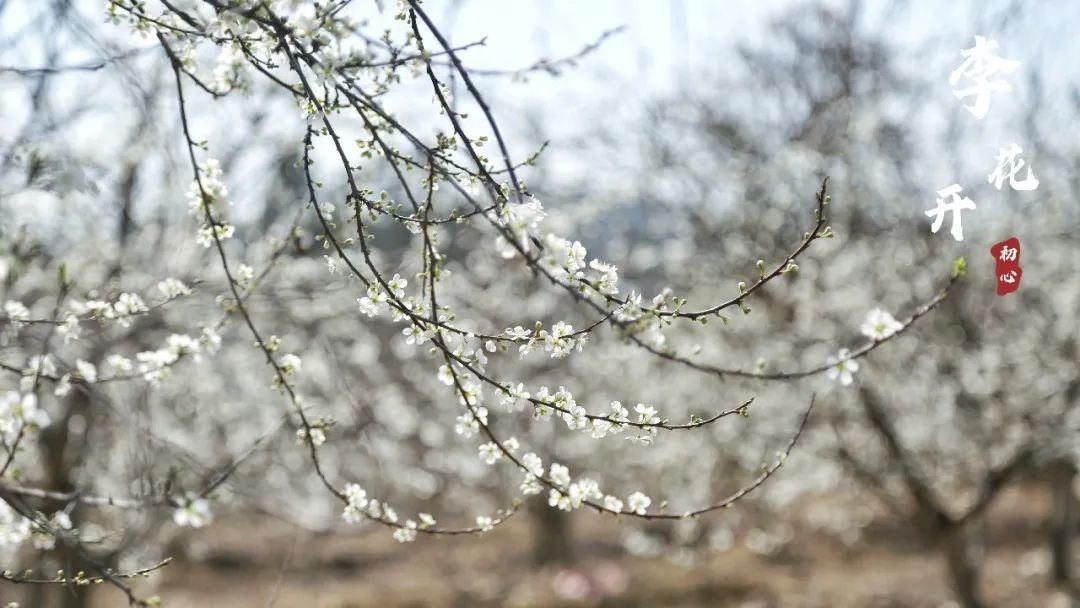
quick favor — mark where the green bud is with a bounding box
[951,256,967,278]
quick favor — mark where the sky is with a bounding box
[3,0,1079,233]
[388,1,1080,178]
[3,0,1076,153]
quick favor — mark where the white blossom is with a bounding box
[31,511,74,550]
[57,314,80,343]
[393,520,417,543]
[549,463,571,487]
[0,392,50,442]
[826,348,860,386]
[478,442,502,465]
[603,495,624,513]
[342,483,369,524]
[627,492,651,515]
[173,495,213,528]
[521,452,544,477]
[861,308,903,341]
[157,277,192,299]
[3,301,29,328]
[476,515,494,532]
[75,359,97,383]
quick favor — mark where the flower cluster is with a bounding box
[0,391,50,443]
[98,332,209,385]
[62,0,952,561]
[2,301,29,332]
[187,159,235,247]
[340,483,441,543]
[826,308,906,386]
[0,500,74,550]
[65,292,147,330]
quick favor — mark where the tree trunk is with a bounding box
[30,388,93,608]
[1050,460,1077,587]
[530,496,573,566]
[944,522,988,608]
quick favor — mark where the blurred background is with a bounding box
[1,0,1079,606]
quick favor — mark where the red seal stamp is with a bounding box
[990,237,1021,296]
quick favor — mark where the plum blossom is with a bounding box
[627,492,651,515]
[505,326,530,340]
[603,495,624,513]
[358,283,389,317]
[500,383,530,411]
[478,441,502,465]
[826,348,860,386]
[75,359,97,383]
[296,426,326,446]
[0,499,31,546]
[562,404,588,431]
[157,277,192,299]
[522,453,544,477]
[476,515,494,532]
[860,308,903,341]
[393,520,418,543]
[173,494,213,528]
[549,489,571,511]
[543,321,579,358]
[589,259,620,295]
[0,392,50,442]
[3,301,29,329]
[342,483,369,524]
[57,314,80,343]
[31,511,74,550]
[549,463,571,487]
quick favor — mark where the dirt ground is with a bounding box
[64,485,1079,607]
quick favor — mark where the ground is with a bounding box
[80,484,1075,607]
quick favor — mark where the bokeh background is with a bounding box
[1,1,1079,606]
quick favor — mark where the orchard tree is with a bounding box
[0,1,960,606]
[564,2,1080,606]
